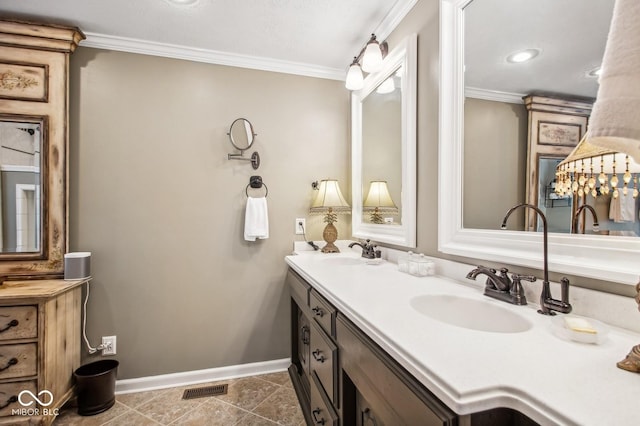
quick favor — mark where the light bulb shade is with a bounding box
[362,37,384,73]
[363,181,398,212]
[587,0,640,163]
[345,61,364,91]
[375,77,395,94]
[310,179,351,214]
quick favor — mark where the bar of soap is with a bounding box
[564,317,597,334]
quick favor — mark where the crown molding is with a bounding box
[81,32,345,81]
[375,0,419,40]
[465,86,525,104]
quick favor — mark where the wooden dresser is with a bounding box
[0,279,86,425]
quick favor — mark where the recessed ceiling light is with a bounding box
[506,49,540,63]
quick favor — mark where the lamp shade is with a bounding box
[310,179,351,214]
[363,181,398,211]
[587,0,640,163]
[362,35,383,73]
[345,59,364,91]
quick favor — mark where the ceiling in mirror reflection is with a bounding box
[464,0,614,98]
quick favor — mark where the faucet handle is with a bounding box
[511,273,537,283]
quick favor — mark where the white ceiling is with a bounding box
[0,0,417,80]
[465,0,615,101]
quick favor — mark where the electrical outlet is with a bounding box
[102,336,116,356]
[295,218,306,235]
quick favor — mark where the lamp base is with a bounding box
[321,222,340,253]
[617,344,640,373]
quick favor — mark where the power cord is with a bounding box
[299,220,319,250]
[82,280,104,354]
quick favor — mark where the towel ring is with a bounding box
[246,175,268,197]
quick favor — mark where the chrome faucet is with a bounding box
[502,203,572,315]
[572,204,600,234]
[466,266,534,305]
[348,239,379,259]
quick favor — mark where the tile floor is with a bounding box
[53,371,305,425]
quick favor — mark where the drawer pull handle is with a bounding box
[312,349,325,363]
[0,358,18,372]
[363,408,378,426]
[312,307,324,317]
[0,395,17,410]
[312,408,326,425]
[300,326,310,345]
[0,319,19,334]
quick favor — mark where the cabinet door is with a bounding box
[298,309,311,377]
[338,314,457,426]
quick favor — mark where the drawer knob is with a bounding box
[0,357,18,372]
[312,408,326,425]
[0,319,19,334]
[0,395,17,410]
[312,307,325,317]
[312,349,326,363]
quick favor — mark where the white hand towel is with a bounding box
[244,197,269,241]
[609,195,636,222]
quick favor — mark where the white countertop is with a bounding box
[285,247,640,425]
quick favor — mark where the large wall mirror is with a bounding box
[352,33,417,247]
[439,0,639,285]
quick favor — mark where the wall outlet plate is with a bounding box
[295,218,306,235]
[102,336,117,356]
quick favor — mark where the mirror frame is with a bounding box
[352,33,417,247]
[438,0,639,285]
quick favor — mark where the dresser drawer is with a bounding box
[310,290,336,337]
[0,306,37,341]
[287,269,310,307]
[0,380,37,417]
[310,371,338,426]
[310,321,337,406]
[0,343,37,380]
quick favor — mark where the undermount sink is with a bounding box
[321,256,364,266]
[410,294,532,333]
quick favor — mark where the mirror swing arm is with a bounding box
[351,33,418,248]
[437,0,639,286]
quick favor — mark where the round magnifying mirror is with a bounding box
[228,118,256,152]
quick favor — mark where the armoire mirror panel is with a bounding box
[352,33,417,247]
[438,0,639,285]
[0,19,84,276]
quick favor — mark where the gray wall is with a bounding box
[69,48,350,379]
[463,98,527,230]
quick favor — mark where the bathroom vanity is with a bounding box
[286,247,640,425]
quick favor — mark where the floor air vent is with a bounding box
[182,384,228,400]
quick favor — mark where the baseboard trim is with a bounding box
[115,358,291,395]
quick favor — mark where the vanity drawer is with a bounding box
[0,380,37,417]
[310,321,338,406]
[0,343,37,379]
[0,306,37,341]
[310,371,338,426]
[310,289,336,337]
[287,269,310,307]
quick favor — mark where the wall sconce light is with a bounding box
[309,179,351,253]
[345,33,388,91]
[363,181,398,224]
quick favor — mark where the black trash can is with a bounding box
[74,359,119,416]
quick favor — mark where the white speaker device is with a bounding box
[64,252,91,280]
